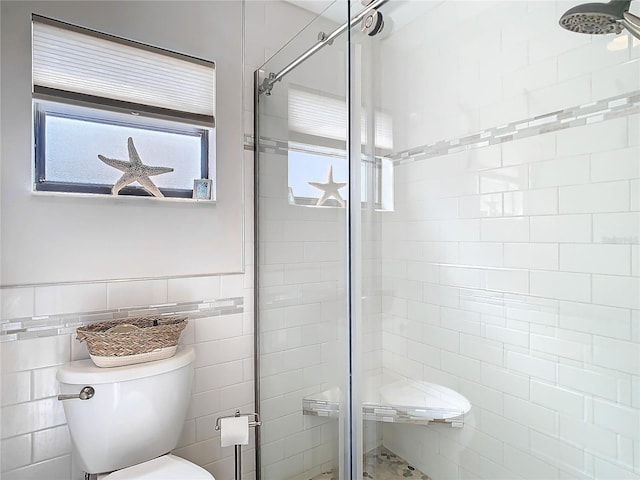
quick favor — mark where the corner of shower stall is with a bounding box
[255,0,640,479]
[254,2,352,479]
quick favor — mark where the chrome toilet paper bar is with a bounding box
[215,410,261,480]
[215,410,261,431]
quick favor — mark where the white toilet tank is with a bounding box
[57,346,195,475]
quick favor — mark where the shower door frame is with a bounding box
[252,1,380,477]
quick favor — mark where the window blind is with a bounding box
[288,87,393,150]
[32,16,215,122]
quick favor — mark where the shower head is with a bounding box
[559,0,640,38]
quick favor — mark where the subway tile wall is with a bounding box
[0,273,253,480]
[377,1,639,479]
[252,2,358,478]
[256,144,346,480]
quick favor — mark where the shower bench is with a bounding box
[303,376,471,427]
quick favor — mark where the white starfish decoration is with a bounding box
[98,137,173,197]
[308,165,347,207]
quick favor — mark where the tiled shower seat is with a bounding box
[303,375,471,426]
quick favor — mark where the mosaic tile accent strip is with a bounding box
[0,296,243,342]
[303,398,465,427]
[244,133,255,149]
[253,90,639,165]
[255,135,349,160]
[310,447,431,480]
[391,90,640,165]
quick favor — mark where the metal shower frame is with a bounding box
[257,0,389,96]
[253,1,391,478]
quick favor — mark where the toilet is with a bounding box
[57,346,214,479]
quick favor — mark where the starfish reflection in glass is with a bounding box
[308,165,347,207]
[98,137,174,197]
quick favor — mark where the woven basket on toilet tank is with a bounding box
[76,315,188,367]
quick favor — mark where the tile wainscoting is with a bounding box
[0,273,254,480]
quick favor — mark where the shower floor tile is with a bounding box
[310,446,431,480]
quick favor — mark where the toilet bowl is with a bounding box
[57,346,214,479]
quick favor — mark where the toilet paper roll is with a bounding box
[220,416,249,447]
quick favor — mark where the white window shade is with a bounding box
[32,17,215,120]
[288,88,348,142]
[288,87,393,150]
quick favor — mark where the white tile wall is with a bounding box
[591,147,640,182]
[373,1,640,479]
[592,275,640,310]
[559,244,631,275]
[559,180,630,214]
[530,214,592,243]
[529,154,591,188]
[253,1,348,478]
[503,394,556,435]
[530,271,591,303]
[593,336,640,376]
[1,455,72,480]
[1,434,32,472]
[593,212,640,244]
[107,279,167,309]
[0,271,251,480]
[504,243,559,270]
[556,116,628,157]
[480,217,530,242]
[167,276,221,304]
[557,364,620,403]
[34,283,108,316]
[0,287,34,320]
[522,187,559,215]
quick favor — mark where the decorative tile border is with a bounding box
[303,397,465,427]
[390,90,640,165]
[252,90,639,166]
[244,133,255,151]
[253,135,349,160]
[1,296,244,342]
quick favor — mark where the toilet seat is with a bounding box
[102,454,214,479]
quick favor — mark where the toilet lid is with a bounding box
[103,454,214,479]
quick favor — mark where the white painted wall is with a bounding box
[0,2,253,478]
[0,0,244,285]
[0,1,324,479]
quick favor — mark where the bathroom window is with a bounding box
[32,15,216,199]
[287,148,349,207]
[287,86,394,209]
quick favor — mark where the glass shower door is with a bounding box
[258,0,639,478]
[255,3,352,479]
[353,1,640,479]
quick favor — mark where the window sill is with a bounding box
[31,190,216,204]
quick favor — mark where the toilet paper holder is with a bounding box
[215,409,261,431]
[215,410,261,480]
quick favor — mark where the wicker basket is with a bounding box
[76,315,188,367]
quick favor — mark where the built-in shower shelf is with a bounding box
[303,377,471,428]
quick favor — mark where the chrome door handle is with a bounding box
[57,386,95,401]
